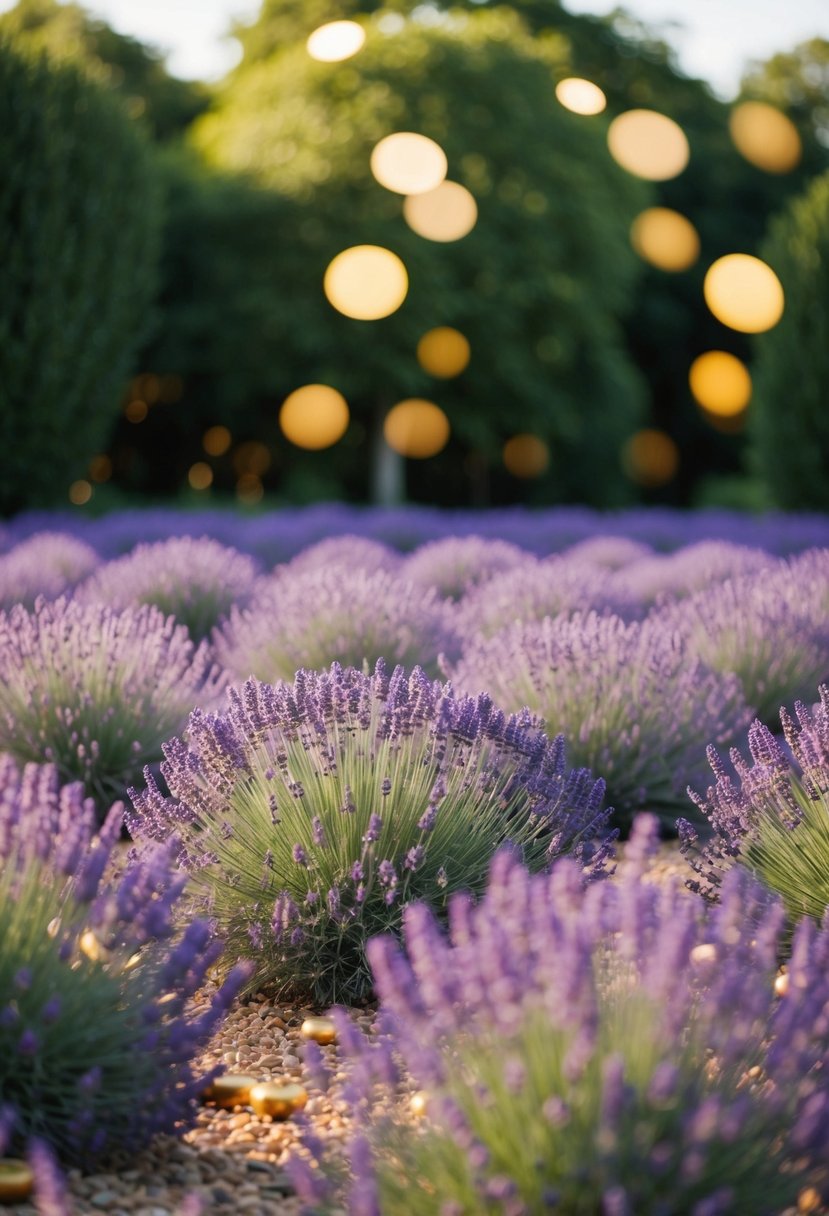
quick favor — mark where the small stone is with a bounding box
[91,1192,118,1208]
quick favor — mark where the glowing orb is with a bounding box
[607,110,689,180]
[622,429,679,487]
[416,327,471,378]
[729,102,801,174]
[324,245,408,320]
[403,181,477,242]
[203,425,231,456]
[279,384,350,450]
[703,254,784,334]
[384,399,450,458]
[188,462,213,490]
[555,78,606,116]
[503,434,550,478]
[630,207,700,272]
[370,132,447,195]
[688,351,752,416]
[306,20,365,63]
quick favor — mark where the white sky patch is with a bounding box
[0,0,827,95]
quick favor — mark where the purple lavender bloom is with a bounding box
[680,684,829,921]
[77,535,261,641]
[300,815,829,1214]
[558,535,654,571]
[0,533,100,611]
[401,536,533,601]
[457,557,626,640]
[0,597,226,812]
[0,756,246,1169]
[451,610,750,828]
[609,541,775,615]
[128,661,613,1005]
[657,554,829,726]
[214,565,461,682]
[278,534,400,578]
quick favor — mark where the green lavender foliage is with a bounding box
[0,38,161,512]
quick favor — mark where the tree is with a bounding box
[742,38,829,155]
[185,5,649,506]
[0,0,207,139]
[748,170,829,509]
[0,39,162,513]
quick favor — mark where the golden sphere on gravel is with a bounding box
[249,1082,309,1120]
[0,1160,34,1203]
[300,1016,337,1045]
[201,1074,259,1108]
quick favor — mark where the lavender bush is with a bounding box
[128,662,613,1005]
[0,756,247,1165]
[680,686,829,925]
[401,536,531,601]
[291,817,829,1215]
[452,611,750,828]
[278,534,400,577]
[0,598,225,810]
[659,560,829,725]
[458,557,627,640]
[214,566,461,683]
[77,536,260,641]
[0,533,99,610]
[609,540,775,614]
[559,534,654,570]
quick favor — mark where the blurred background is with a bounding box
[2,0,828,516]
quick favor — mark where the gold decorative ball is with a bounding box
[0,1160,34,1203]
[249,1082,308,1120]
[409,1091,429,1117]
[300,1016,337,1046]
[201,1074,259,1108]
[774,971,790,998]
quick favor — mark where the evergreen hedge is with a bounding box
[0,39,161,513]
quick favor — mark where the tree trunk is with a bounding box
[370,409,405,505]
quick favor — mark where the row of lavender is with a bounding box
[2,516,829,1212]
[4,503,829,563]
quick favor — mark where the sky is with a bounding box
[1,0,828,99]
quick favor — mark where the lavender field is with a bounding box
[3,506,829,1215]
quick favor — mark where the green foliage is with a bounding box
[0,40,162,514]
[749,170,829,509]
[742,37,829,159]
[187,7,649,506]
[0,0,207,139]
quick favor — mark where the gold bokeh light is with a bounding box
[188,462,213,490]
[324,245,409,320]
[384,399,450,458]
[236,473,264,505]
[703,254,784,333]
[729,102,802,174]
[689,351,752,417]
[630,207,700,272]
[203,425,232,456]
[370,133,448,196]
[622,429,679,488]
[306,20,366,63]
[555,77,607,116]
[607,110,690,181]
[416,327,471,378]
[88,454,112,483]
[69,479,92,505]
[233,441,271,477]
[279,384,350,450]
[403,181,478,242]
[503,434,550,478]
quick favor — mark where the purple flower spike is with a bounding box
[452,610,750,828]
[294,826,829,1213]
[0,597,227,813]
[0,756,242,1169]
[128,662,614,1005]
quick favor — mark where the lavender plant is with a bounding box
[401,536,531,601]
[76,536,260,641]
[609,540,775,614]
[452,610,750,828]
[559,534,654,570]
[0,533,100,610]
[0,598,225,810]
[458,558,626,639]
[128,661,614,1005]
[680,686,829,924]
[279,534,400,577]
[0,756,247,1166]
[291,816,829,1215]
[214,566,461,682]
[659,561,829,725]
